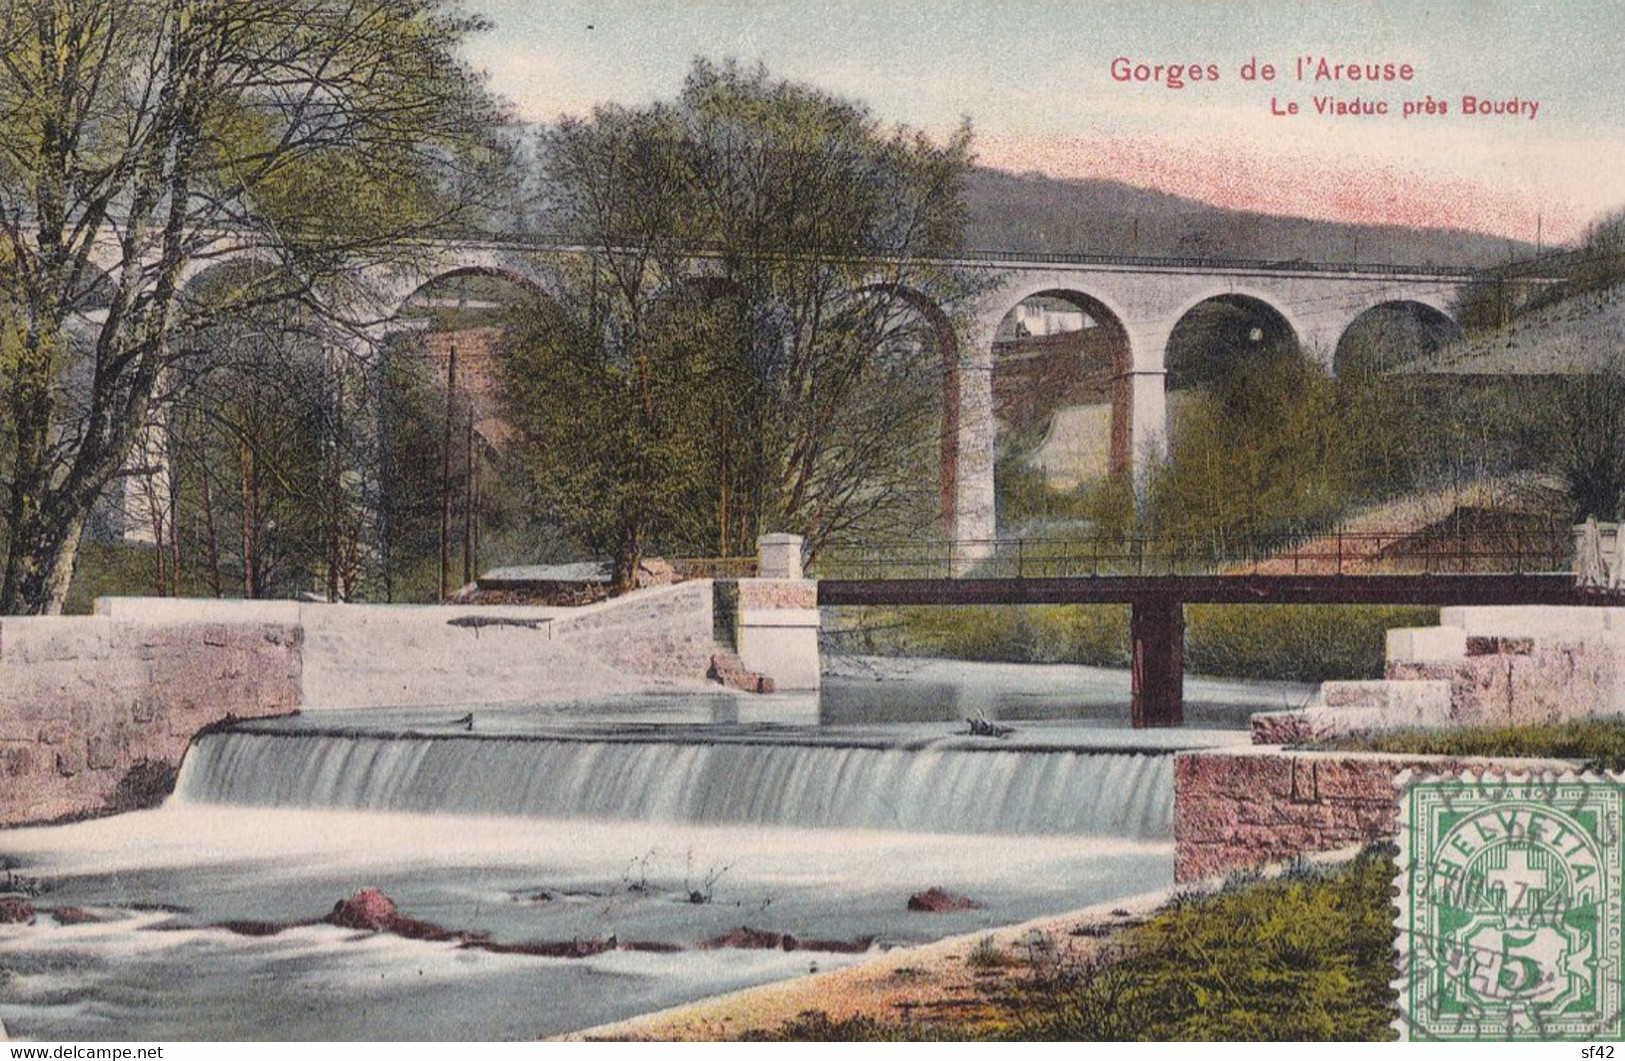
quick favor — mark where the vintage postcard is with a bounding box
[1,0,1623,1046]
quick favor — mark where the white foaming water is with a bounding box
[3,674,1238,1040]
[0,805,1171,1040]
[172,731,1175,838]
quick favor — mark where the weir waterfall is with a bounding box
[0,662,1292,1039]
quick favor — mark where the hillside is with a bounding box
[963,168,1540,268]
[1409,281,1625,375]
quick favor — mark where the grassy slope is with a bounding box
[749,848,1400,1042]
[841,603,1435,683]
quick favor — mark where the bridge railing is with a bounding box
[810,526,1573,581]
[452,233,1496,279]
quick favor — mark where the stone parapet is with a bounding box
[727,579,820,691]
[736,579,817,611]
[90,585,721,710]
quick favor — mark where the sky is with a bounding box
[459,0,1625,245]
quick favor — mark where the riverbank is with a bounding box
[827,603,1436,683]
[576,844,1389,1042]
[570,886,1178,1041]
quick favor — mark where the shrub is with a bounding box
[852,603,1434,682]
[1005,848,1400,1041]
[1185,605,1437,683]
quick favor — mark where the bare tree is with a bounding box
[0,0,511,613]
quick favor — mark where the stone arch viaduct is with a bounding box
[93,237,1534,547]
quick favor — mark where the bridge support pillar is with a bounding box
[1131,597,1184,728]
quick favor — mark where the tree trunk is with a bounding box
[146,474,168,597]
[200,459,223,598]
[0,505,88,616]
[168,467,182,597]
[614,517,643,595]
[240,440,257,599]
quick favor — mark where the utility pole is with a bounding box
[439,339,458,601]
[462,392,474,587]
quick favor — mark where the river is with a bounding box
[0,658,1304,1040]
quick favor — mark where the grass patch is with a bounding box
[752,847,1400,1042]
[740,1011,968,1042]
[965,934,1016,971]
[1185,605,1436,683]
[832,604,1436,682]
[1002,849,1399,1041]
[1322,716,1625,770]
[856,604,1132,668]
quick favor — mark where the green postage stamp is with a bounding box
[1396,771,1625,1041]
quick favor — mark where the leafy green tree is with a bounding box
[0,0,510,613]
[1143,349,1435,543]
[373,336,462,601]
[503,60,977,584]
[1515,369,1625,521]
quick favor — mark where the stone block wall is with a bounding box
[1249,679,1452,745]
[96,583,719,709]
[1250,608,1625,743]
[0,617,302,825]
[551,580,717,683]
[1385,639,1617,728]
[1,582,732,823]
[1174,746,1577,881]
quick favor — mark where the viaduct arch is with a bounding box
[104,238,1530,550]
[954,257,1489,547]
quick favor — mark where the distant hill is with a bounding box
[962,168,1541,269]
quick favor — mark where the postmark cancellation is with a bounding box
[1395,770,1624,1041]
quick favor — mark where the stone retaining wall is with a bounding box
[1385,640,1617,728]
[1174,746,1578,881]
[1,582,740,824]
[0,617,302,825]
[550,580,717,683]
